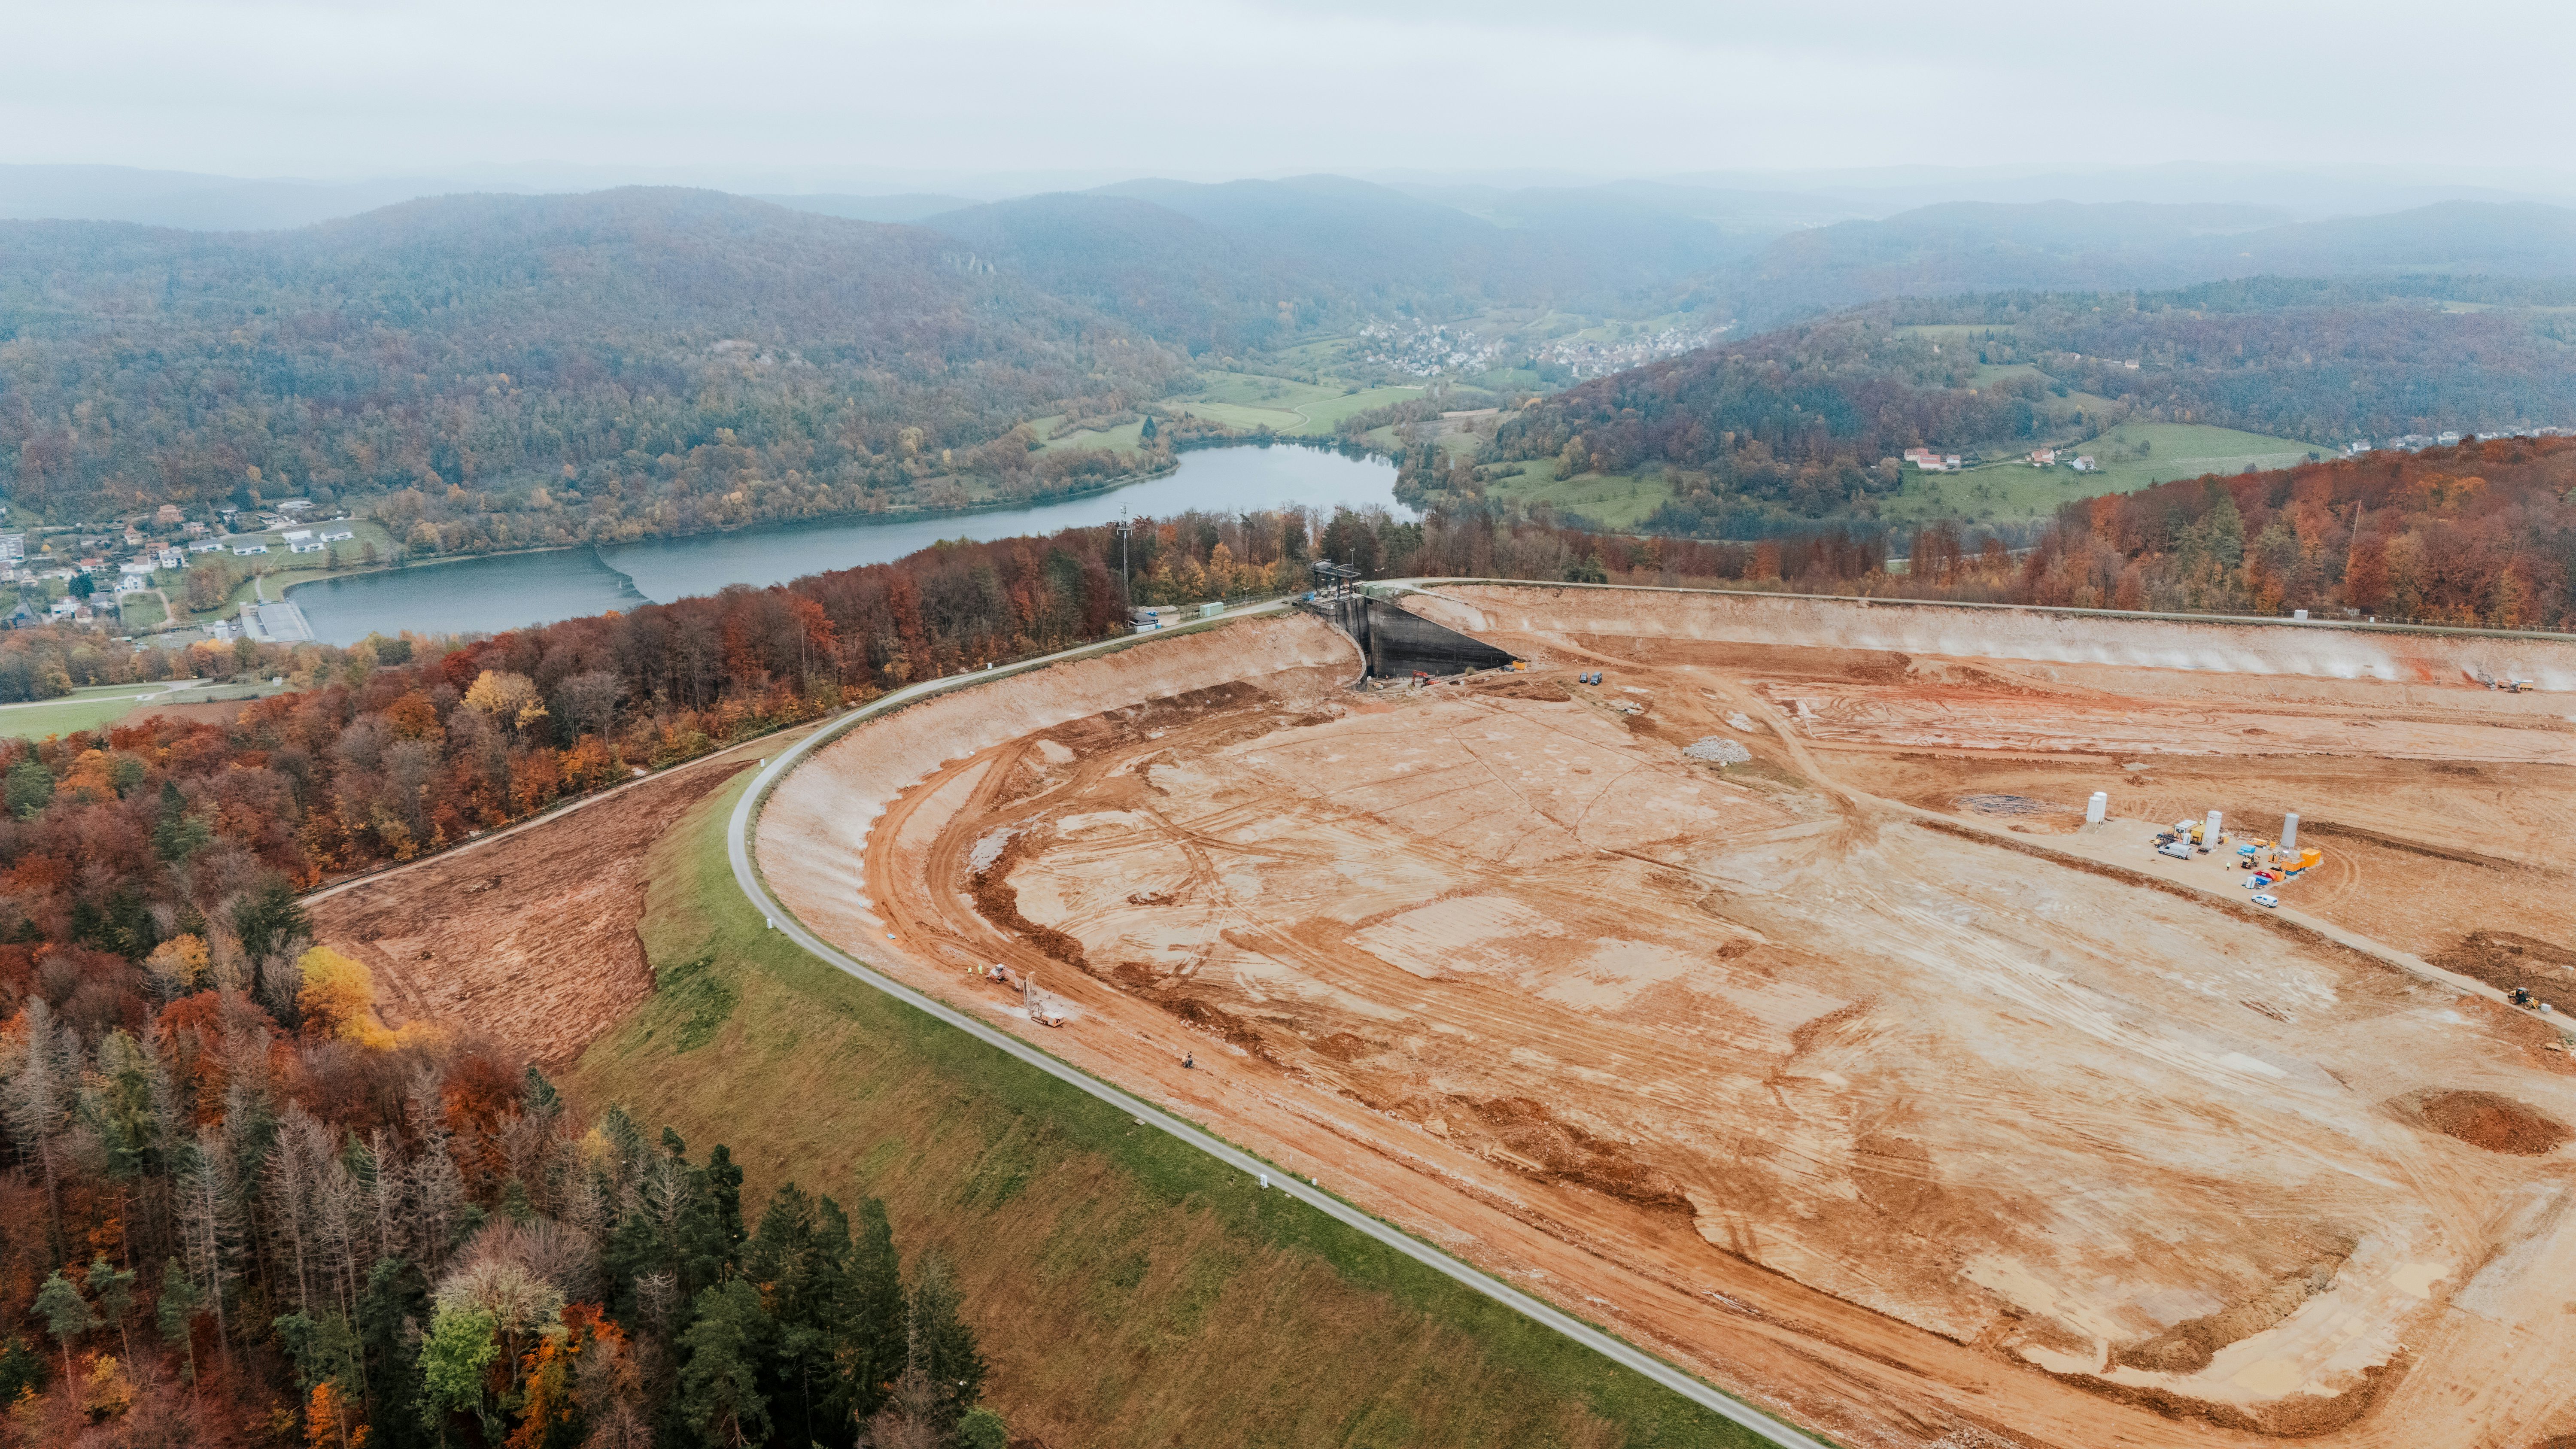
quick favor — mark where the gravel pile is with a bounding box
[1683,737,1753,765]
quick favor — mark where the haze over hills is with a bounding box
[0,164,488,231]
[753,191,981,224]
[12,161,2576,348]
[1645,162,2576,217]
[916,175,1756,351]
[1713,200,2576,326]
[15,159,2574,230]
[916,191,1321,356]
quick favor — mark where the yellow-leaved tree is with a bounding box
[464,670,549,734]
[296,946,392,1048]
[144,934,210,993]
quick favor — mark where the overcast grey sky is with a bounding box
[5,0,2569,186]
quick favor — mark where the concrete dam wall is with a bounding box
[1307,595,1519,678]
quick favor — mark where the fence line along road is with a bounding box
[724,606,1838,1449]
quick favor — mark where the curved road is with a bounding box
[723,604,1835,1449]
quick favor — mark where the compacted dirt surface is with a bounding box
[758,596,2576,1449]
[310,754,759,1064]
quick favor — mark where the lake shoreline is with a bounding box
[273,457,1191,610]
[286,444,1405,644]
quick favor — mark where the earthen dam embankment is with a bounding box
[1407,582,2576,690]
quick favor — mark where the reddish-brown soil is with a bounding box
[761,597,2576,1449]
[133,699,255,727]
[2430,933,2576,1016]
[2399,1090,2574,1156]
[308,756,757,1064]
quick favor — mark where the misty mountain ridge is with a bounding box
[916,174,1754,349]
[11,163,2576,350]
[753,192,981,224]
[1714,199,2576,326]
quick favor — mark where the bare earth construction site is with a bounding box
[756,586,2576,1448]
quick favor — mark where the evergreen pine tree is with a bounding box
[676,1278,772,1449]
[358,1257,431,1449]
[31,1269,98,1402]
[844,1198,907,1423]
[906,1256,986,1433]
[155,1258,204,1384]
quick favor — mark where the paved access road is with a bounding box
[723,606,1838,1449]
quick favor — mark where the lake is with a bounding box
[290,443,1403,644]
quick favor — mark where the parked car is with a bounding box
[2252,893,2280,909]
[2157,841,2193,860]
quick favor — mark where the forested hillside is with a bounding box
[1462,279,2576,537]
[1911,434,2576,625]
[12,182,2576,570]
[0,949,1003,1446]
[1468,436,2576,630]
[1476,313,2060,531]
[0,188,1184,531]
[1917,277,2576,443]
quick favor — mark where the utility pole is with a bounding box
[1116,508,1132,620]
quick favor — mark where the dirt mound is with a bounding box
[1466,1096,1693,1212]
[967,830,1090,971]
[133,699,255,727]
[2112,1247,2350,1373]
[2306,820,2528,871]
[1473,676,1572,701]
[1843,650,1912,683]
[2398,1090,2573,1155]
[2068,1354,2407,1439]
[2429,932,2576,1015]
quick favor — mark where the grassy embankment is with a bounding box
[0,683,191,741]
[569,775,1769,1449]
[0,681,293,741]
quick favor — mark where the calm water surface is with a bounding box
[292,444,1401,644]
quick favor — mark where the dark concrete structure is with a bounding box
[1305,594,1518,679]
